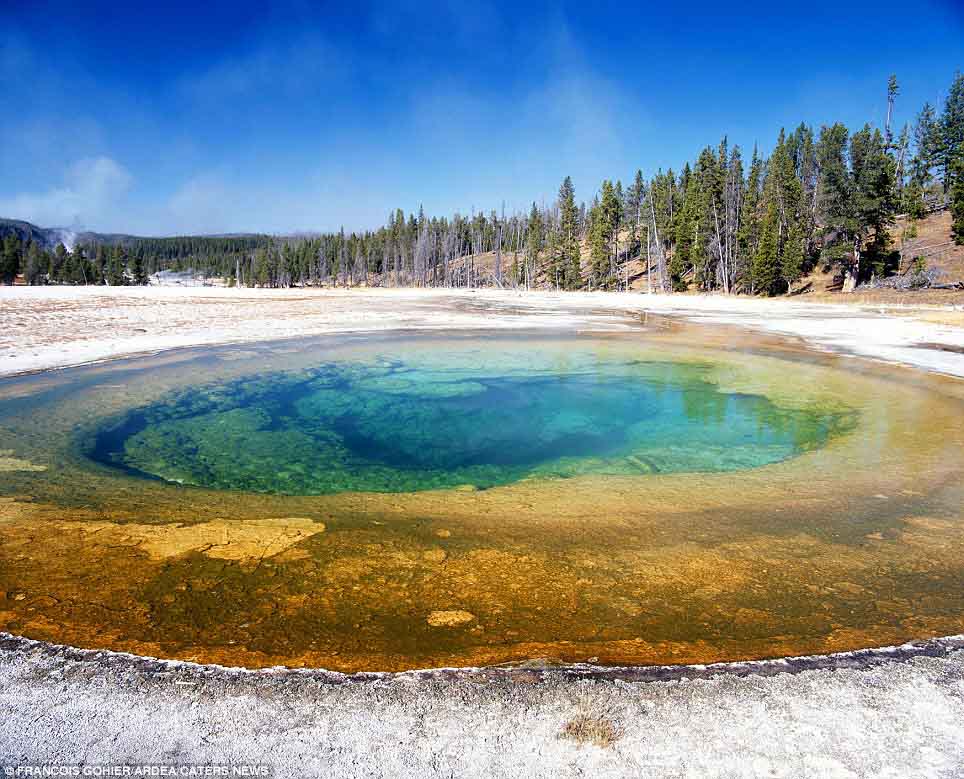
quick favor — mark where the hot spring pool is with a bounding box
[89,352,853,494]
[1,328,963,672]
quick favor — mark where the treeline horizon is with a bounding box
[2,72,962,294]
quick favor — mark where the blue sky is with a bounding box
[1,0,962,235]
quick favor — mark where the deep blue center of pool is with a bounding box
[89,358,852,494]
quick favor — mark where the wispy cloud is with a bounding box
[401,18,655,211]
[165,173,236,234]
[179,34,346,103]
[370,0,502,49]
[0,157,132,229]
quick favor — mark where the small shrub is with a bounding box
[559,713,622,748]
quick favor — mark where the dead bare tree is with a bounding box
[649,193,668,292]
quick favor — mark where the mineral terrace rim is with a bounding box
[4,630,964,684]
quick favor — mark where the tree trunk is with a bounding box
[495,223,503,287]
[842,236,861,293]
[646,225,652,294]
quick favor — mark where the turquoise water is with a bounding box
[88,352,853,495]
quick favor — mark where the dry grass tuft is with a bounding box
[559,713,622,748]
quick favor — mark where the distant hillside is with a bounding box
[0,218,278,252]
[895,210,964,282]
[785,210,964,296]
[0,218,138,251]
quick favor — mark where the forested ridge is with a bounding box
[2,73,963,294]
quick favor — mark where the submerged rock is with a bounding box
[426,610,475,627]
[0,450,46,472]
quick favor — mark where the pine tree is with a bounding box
[557,176,581,290]
[940,72,964,194]
[792,124,819,258]
[910,102,940,208]
[738,146,764,290]
[816,123,859,289]
[69,245,88,284]
[782,222,805,288]
[943,73,964,242]
[952,153,964,244]
[24,241,45,285]
[131,252,148,285]
[544,220,561,289]
[671,163,698,290]
[769,129,806,290]
[106,246,126,286]
[850,125,899,277]
[598,179,622,288]
[627,169,645,256]
[588,198,608,288]
[50,243,67,281]
[525,202,543,289]
[691,146,720,290]
[646,169,674,291]
[885,75,899,149]
[718,142,744,292]
[904,104,932,218]
[94,244,107,284]
[1,234,21,284]
[752,205,780,295]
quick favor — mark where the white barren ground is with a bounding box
[2,286,964,776]
[1,636,963,778]
[1,286,963,377]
